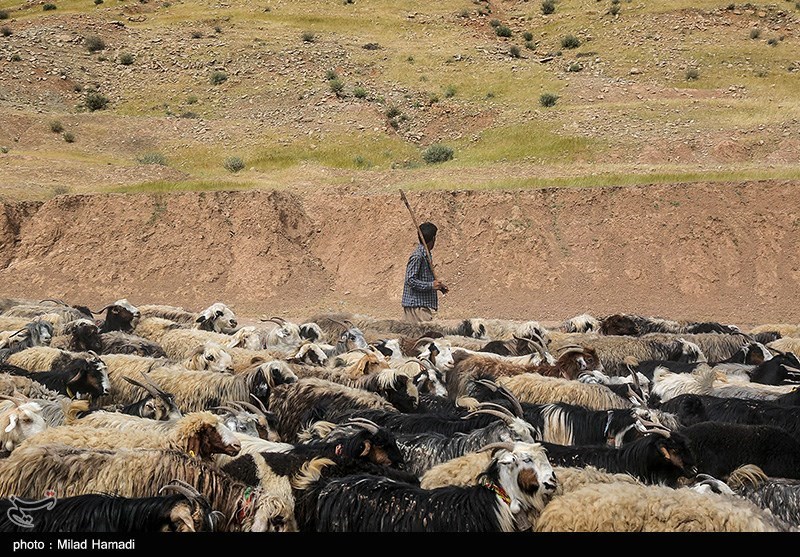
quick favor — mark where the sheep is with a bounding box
[5,353,110,402]
[0,398,47,453]
[768,337,800,358]
[0,372,66,401]
[750,323,800,338]
[533,481,790,532]
[560,313,601,334]
[306,312,488,340]
[0,319,54,360]
[135,317,237,360]
[90,299,140,334]
[288,342,330,367]
[293,442,558,532]
[260,317,303,356]
[183,342,234,374]
[0,486,218,532]
[492,373,632,411]
[49,318,103,353]
[6,346,82,372]
[1,300,88,328]
[20,411,241,460]
[0,444,294,532]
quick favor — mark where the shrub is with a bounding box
[209,71,228,85]
[685,68,699,80]
[353,86,367,99]
[385,105,401,119]
[43,3,57,10]
[223,156,245,173]
[509,45,521,58]
[0,146,8,153]
[767,37,778,46]
[137,152,167,165]
[567,62,583,72]
[180,111,198,119]
[62,132,75,143]
[444,85,456,98]
[325,69,338,80]
[11,53,21,61]
[539,92,558,107]
[489,18,501,27]
[49,121,64,133]
[187,94,198,104]
[523,31,533,41]
[85,92,109,111]
[750,27,761,39]
[329,78,344,96]
[94,0,103,5]
[0,10,8,19]
[119,52,134,65]
[609,4,620,14]
[495,25,512,37]
[362,42,380,50]
[1,26,11,37]
[541,0,555,14]
[214,25,221,33]
[301,31,315,43]
[525,40,536,50]
[191,30,203,39]
[85,34,105,52]
[422,144,454,164]
[561,35,581,49]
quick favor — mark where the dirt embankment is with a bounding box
[1,182,799,327]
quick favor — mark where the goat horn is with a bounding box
[343,320,354,327]
[495,384,525,418]
[234,400,266,417]
[555,344,584,353]
[140,371,170,398]
[343,417,380,434]
[475,402,516,417]
[473,378,500,391]
[211,405,242,414]
[413,337,436,348]
[464,408,514,424]
[637,418,671,437]
[559,347,586,356]
[478,442,517,454]
[249,394,269,414]
[7,328,26,339]
[90,305,111,315]
[40,298,68,306]
[122,376,158,397]
[159,479,202,499]
[325,318,350,329]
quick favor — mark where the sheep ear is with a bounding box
[195,315,207,324]
[5,414,17,433]
[360,439,372,457]
[186,433,201,458]
[658,443,684,468]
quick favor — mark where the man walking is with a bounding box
[401,221,449,323]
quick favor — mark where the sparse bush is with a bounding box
[73,83,83,92]
[209,71,228,85]
[444,85,456,98]
[119,52,134,65]
[0,146,8,153]
[495,25,512,37]
[428,93,439,105]
[137,152,167,165]
[11,53,21,62]
[525,40,536,50]
[329,78,344,96]
[385,105,401,119]
[523,31,533,41]
[1,26,11,37]
[353,155,371,168]
[180,111,198,118]
[301,31,316,43]
[561,35,581,49]
[0,10,8,19]
[191,30,203,39]
[726,2,735,8]
[62,132,75,143]
[49,121,64,133]
[422,144,454,164]
[223,156,245,173]
[187,94,198,104]
[85,92,109,111]
[363,42,380,50]
[541,0,555,14]
[567,62,583,72]
[353,86,367,99]
[43,3,57,10]
[685,68,699,80]
[406,55,414,63]
[609,4,620,14]
[94,0,103,5]
[325,69,338,80]
[459,8,470,17]
[489,18,501,27]
[97,55,108,62]
[767,37,778,46]
[750,27,761,39]
[85,34,105,52]
[509,45,521,58]
[214,25,222,33]
[539,92,559,107]
[52,185,69,195]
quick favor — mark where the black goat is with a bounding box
[0,486,217,532]
[5,354,110,401]
[94,299,140,334]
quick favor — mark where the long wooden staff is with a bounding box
[399,189,439,283]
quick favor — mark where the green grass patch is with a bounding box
[108,179,257,194]
[457,123,595,164]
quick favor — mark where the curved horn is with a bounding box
[249,394,269,414]
[211,405,242,414]
[90,305,112,315]
[478,442,517,454]
[343,417,380,434]
[559,347,587,357]
[475,402,517,418]
[159,479,202,499]
[636,418,671,437]
[7,328,27,339]
[122,376,159,397]
[555,344,584,353]
[473,378,500,391]
[413,337,436,349]
[463,408,514,424]
[494,384,525,418]
[233,400,266,417]
[40,298,68,306]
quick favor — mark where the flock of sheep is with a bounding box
[0,297,800,532]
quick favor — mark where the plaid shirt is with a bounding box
[401,242,438,311]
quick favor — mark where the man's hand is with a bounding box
[433,280,449,294]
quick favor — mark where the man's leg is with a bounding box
[404,307,433,323]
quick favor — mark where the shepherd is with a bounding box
[400,191,449,323]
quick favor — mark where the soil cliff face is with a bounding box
[1,181,798,326]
